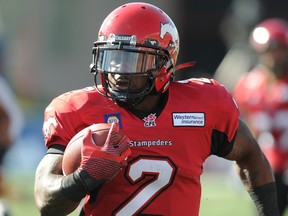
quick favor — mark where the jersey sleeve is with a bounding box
[42,96,81,149]
[210,80,240,157]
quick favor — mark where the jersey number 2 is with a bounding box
[113,156,177,216]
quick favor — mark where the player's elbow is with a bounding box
[34,184,50,215]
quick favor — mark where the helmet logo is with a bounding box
[160,22,179,54]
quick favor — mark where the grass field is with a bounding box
[200,172,256,216]
[4,172,288,216]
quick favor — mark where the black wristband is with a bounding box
[61,171,87,202]
[77,170,106,192]
[248,182,280,216]
[61,170,105,202]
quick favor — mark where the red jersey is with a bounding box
[43,78,239,216]
[234,67,288,172]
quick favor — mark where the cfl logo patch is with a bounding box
[143,113,157,127]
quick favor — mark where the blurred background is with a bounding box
[0,0,287,215]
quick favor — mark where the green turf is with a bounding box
[200,172,288,216]
[200,172,254,216]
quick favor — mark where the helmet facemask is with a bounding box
[90,35,171,108]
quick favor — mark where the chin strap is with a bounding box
[175,61,196,72]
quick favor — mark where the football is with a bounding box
[62,123,123,176]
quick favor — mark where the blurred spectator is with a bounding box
[234,18,288,215]
[0,16,24,216]
[214,0,262,91]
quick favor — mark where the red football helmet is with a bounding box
[90,2,179,107]
[250,18,288,52]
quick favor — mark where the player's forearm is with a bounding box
[235,153,279,215]
[235,151,274,190]
[232,119,275,188]
[34,172,80,216]
[34,154,80,215]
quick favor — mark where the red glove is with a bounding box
[61,122,131,201]
[79,122,131,181]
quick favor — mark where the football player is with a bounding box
[34,3,279,216]
[234,18,288,215]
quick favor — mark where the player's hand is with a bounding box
[61,122,131,201]
[77,122,131,191]
[80,122,131,179]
